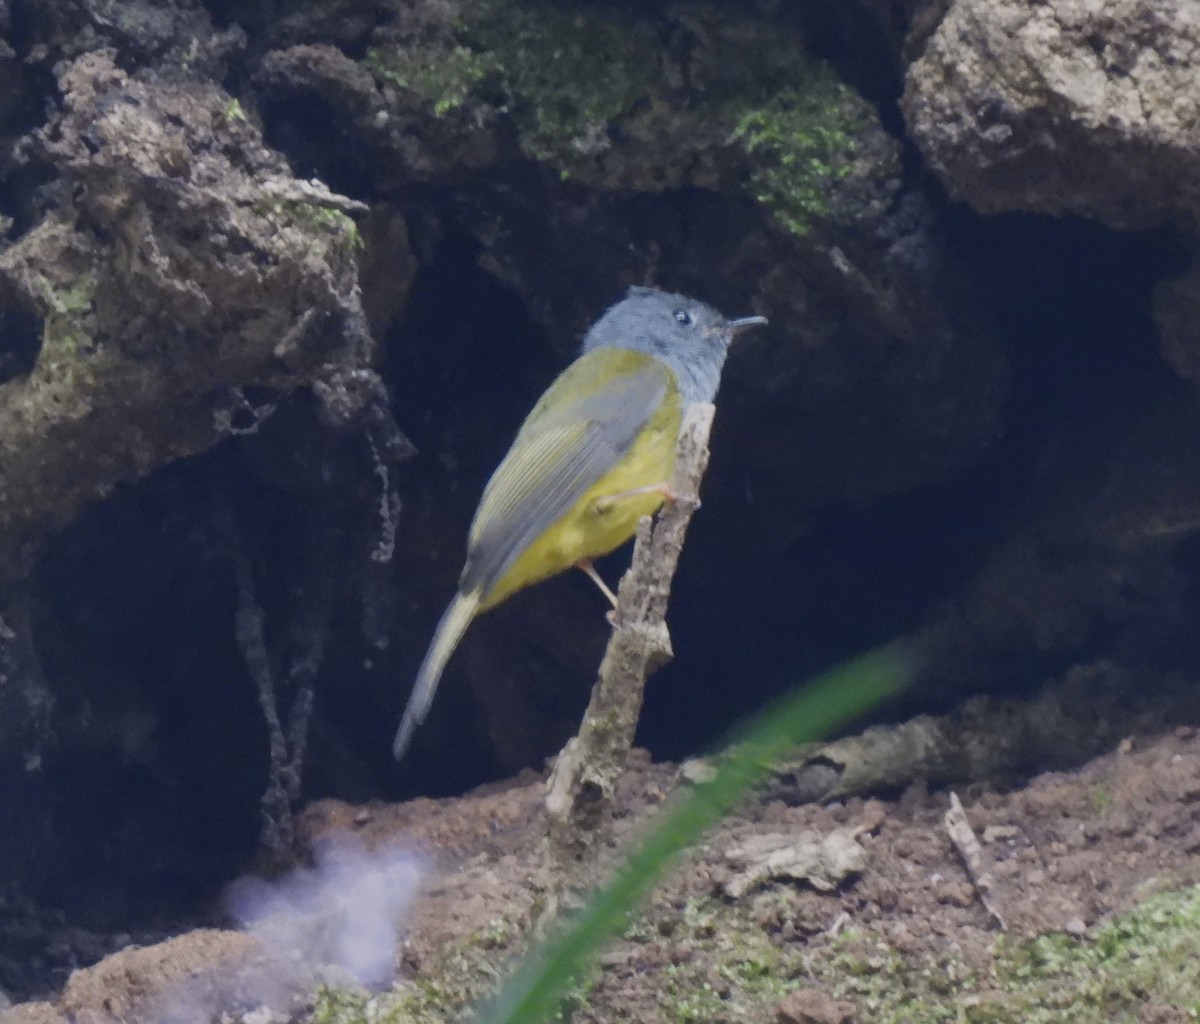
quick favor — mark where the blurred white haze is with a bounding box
[227,835,426,989]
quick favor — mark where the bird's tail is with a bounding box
[393,590,482,760]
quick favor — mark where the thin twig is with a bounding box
[944,791,1007,931]
[543,403,716,880]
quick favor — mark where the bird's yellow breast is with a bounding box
[479,384,682,611]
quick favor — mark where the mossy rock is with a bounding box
[364,1,896,235]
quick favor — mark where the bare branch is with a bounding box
[544,402,716,877]
[944,791,1008,931]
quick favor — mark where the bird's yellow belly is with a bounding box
[479,406,681,611]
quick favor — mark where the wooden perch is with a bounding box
[543,402,716,876]
[944,791,1007,931]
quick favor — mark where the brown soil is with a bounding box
[6,724,1200,1024]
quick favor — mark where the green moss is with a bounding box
[813,885,1200,1023]
[366,1,656,168]
[470,5,658,168]
[219,98,247,124]
[816,931,972,1024]
[643,897,792,1023]
[990,887,1200,1021]
[311,985,371,1024]
[732,80,870,236]
[301,882,1200,1024]
[362,4,890,234]
[305,206,364,251]
[554,968,601,1021]
[253,198,363,252]
[307,917,521,1024]
[364,44,495,117]
[1090,782,1113,817]
[37,272,98,370]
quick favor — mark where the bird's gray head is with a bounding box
[581,286,767,405]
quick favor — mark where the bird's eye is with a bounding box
[673,309,692,325]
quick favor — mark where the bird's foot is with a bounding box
[594,481,694,514]
[575,558,619,610]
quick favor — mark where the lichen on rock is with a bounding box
[352,0,895,232]
[0,50,384,581]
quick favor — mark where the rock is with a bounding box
[677,758,718,786]
[0,50,380,583]
[9,0,243,73]
[58,930,262,1024]
[723,828,868,898]
[904,0,1200,227]
[0,1002,65,1024]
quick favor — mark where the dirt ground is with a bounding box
[5,715,1200,1024]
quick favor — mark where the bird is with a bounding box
[393,285,767,759]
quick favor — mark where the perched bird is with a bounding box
[393,285,767,759]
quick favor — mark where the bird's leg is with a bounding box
[593,481,691,515]
[575,558,619,611]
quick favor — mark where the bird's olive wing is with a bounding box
[460,352,670,595]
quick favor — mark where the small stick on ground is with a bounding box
[944,791,1007,931]
[542,403,716,895]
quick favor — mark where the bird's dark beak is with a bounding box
[723,314,768,338]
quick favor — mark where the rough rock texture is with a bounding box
[57,931,261,1024]
[15,0,243,72]
[0,46,410,796]
[0,50,377,580]
[903,0,1200,228]
[213,0,380,51]
[0,928,321,1024]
